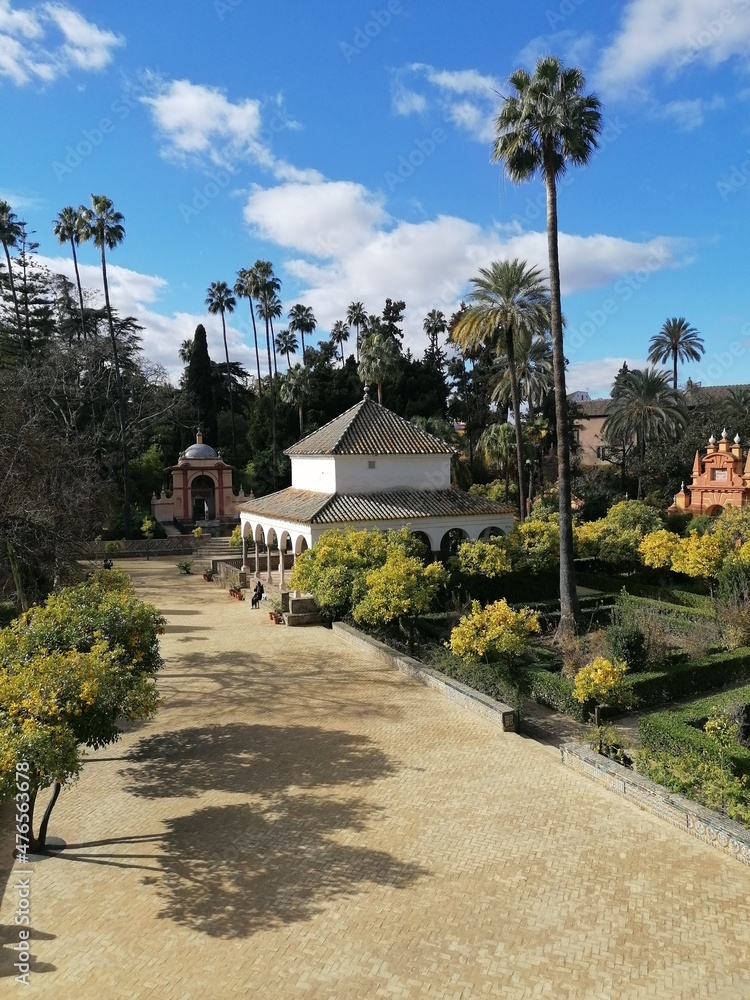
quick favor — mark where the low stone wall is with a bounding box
[561,742,750,867]
[332,622,516,732]
[83,538,195,559]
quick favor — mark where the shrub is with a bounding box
[177,559,193,574]
[454,538,511,579]
[426,646,525,711]
[627,648,750,708]
[447,599,540,667]
[636,748,750,825]
[525,668,586,721]
[606,620,647,671]
[573,657,628,707]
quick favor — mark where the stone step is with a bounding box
[289,596,318,615]
[284,612,322,627]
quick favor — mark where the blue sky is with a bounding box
[2,0,750,396]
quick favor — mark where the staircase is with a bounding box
[198,537,235,558]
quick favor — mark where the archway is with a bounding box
[190,474,216,521]
[410,531,432,560]
[440,528,469,557]
[706,505,724,517]
[479,526,505,540]
[266,528,278,584]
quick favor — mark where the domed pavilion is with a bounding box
[151,430,246,533]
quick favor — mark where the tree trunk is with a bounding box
[70,238,87,341]
[300,332,306,365]
[298,401,304,437]
[506,327,526,523]
[673,350,678,391]
[249,299,262,393]
[36,779,62,850]
[270,318,278,376]
[220,311,238,468]
[264,319,278,488]
[2,241,24,361]
[377,380,383,405]
[101,243,132,539]
[544,161,579,638]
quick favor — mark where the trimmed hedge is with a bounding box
[425,646,524,710]
[626,647,750,707]
[525,667,587,722]
[639,682,750,777]
[622,594,716,621]
[576,571,711,606]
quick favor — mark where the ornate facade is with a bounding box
[670,431,750,517]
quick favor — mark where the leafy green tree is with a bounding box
[0,571,164,851]
[346,301,367,361]
[454,537,512,578]
[53,206,88,341]
[184,323,217,444]
[275,327,298,369]
[381,298,405,342]
[448,599,540,667]
[280,364,312,437]
[234,267,263,390]
[288,303,316,365]
[647,317,704,390]
[79,195,133,537]
[492,329,552,420]
[330,320,350,365]
[493,57,602,635]
[603,367,688,500]
[453,259,550,522]
[0,199,24,359]
[354,550,448,654]
[358,330,401,404]
[205,280,237,467]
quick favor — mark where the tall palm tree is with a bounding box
[603,367,688,500]
[280,363,312,437]
[358,330,400,404]
[347,301,367,361]
[205,280,238,467]
[234,268,263,391]
[478,422,517,500]
[452,259,550,523]
[423,308,448,353]
[253,266,282,487]
[78,195,132,536]
[493,56,602,631]
[719,386,750,433]
[53,206,88,342]
[0,199,25,359]
[178,338,193,365]
[647,317,705,390]
[288,303,317,365]
[275,327,298,369]
[330,320,350,365]
[491,330,553,419]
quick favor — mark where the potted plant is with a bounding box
[269,598,283,623]
[228,583,244,600]
[177,559,194,575]
[202,566,214,582]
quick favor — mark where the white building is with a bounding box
[239,390,516,587]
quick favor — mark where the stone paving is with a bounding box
[2,558,750,999]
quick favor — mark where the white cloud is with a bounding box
[659,94,726,130]
[392,63,500,142]
[567,357,650,398]
[242,179,690,357]
[0,1,122,86]
[597,0,750,93]
[142,77,320,181]
[517,30,596,71]
[38,253,262,382]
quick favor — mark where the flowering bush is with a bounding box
[573,656,628,706]
[447,599,540,667]
[454,538,512,579]
[639,529,681,570]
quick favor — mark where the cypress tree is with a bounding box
[185,324,217,444]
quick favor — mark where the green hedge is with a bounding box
[626,647,750,707]
[525,667,587,722]
[576,571,711,607]
[639,682,750,777]
[425,647,525,710]
[621,594,716,620]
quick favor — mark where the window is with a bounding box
[368,460,376,469]
[573,428,581,445]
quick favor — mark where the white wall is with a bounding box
[332,454,451,493]
[291,456,337,493]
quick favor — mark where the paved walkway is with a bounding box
[2,559,750,999]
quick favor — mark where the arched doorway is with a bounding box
[191,474,216,521]
[706,505,725,517]
[440,528,469,557]
[479,526,505,540]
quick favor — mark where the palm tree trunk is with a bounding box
[300,332,306,365]
[249,299,262,393]
[298,401,303,437]
[264,318,278,487]
[100,243,132,539]
[70,238,87,341]
[270,318,278,376]
[673,350,678,391]
[377,379,383,405]
[506,328,526,523]
[220,311,238,468]
[544,163,579,637]
[2,242,24,361]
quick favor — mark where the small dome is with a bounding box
[183,443,218,460]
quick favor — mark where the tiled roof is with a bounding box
[285,397,454,456]
[240,487,515,525]
[575,384,750,421]
[575,398,611,418]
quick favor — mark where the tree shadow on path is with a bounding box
[121,723,399,800]
[146,796,427,938]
